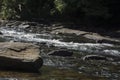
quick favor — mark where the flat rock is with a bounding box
[0,42,43,72]
[51,28,87,35]
[19,24,30,29]
[84,33,120,43]
[48,50,73,57]
[82,55,113,61]
[51,28,120,44]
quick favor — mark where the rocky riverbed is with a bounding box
[0,20,120,80]
[0,20,119,44]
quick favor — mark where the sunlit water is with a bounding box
[0,27,120,80]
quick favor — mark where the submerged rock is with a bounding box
[48,50,73,57]
[19,24,30,29]
[0,32,2,35]
[82,55,113,61]
[0,37,6,42]
[0,42,43,72]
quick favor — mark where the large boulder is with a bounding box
[0,42,43,72]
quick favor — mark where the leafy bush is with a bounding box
[0,0,119,25]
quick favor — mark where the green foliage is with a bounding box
[54,0,66,13]
[0,0,119,24]
[0,0,15,19]
[15,0,55,19]
[0,0,23,19]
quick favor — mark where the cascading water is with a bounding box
[0,27,120,80]
[0,28,120,58]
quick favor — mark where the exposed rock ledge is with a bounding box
[0,42,43,72]
[51,28,120,44]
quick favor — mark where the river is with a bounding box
[0,27,120,80]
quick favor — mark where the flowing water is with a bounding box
[0,27,120,80]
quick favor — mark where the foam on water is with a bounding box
[0,28,120,56]
[103,50,120,56]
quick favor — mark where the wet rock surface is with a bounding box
[0,37,6,42]
[82,55,113,61]
[0,32,2,35]
[0,42,43,72]
[0,20,120,44]
[48,50,73,57]
[0,20,120,79]
[51,28,120,44]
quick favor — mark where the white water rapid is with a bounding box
[0,28,120,57]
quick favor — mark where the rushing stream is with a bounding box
[0,27,120,80]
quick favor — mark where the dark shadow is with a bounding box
[61,18,120,39]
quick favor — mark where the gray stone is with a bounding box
[48,50,73,57]
[19,24,30,29]
[0,32,2,35]
[82,55,113,61]
[0,42,43,72]
[51,28,120,44]
[0,37,6,42]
